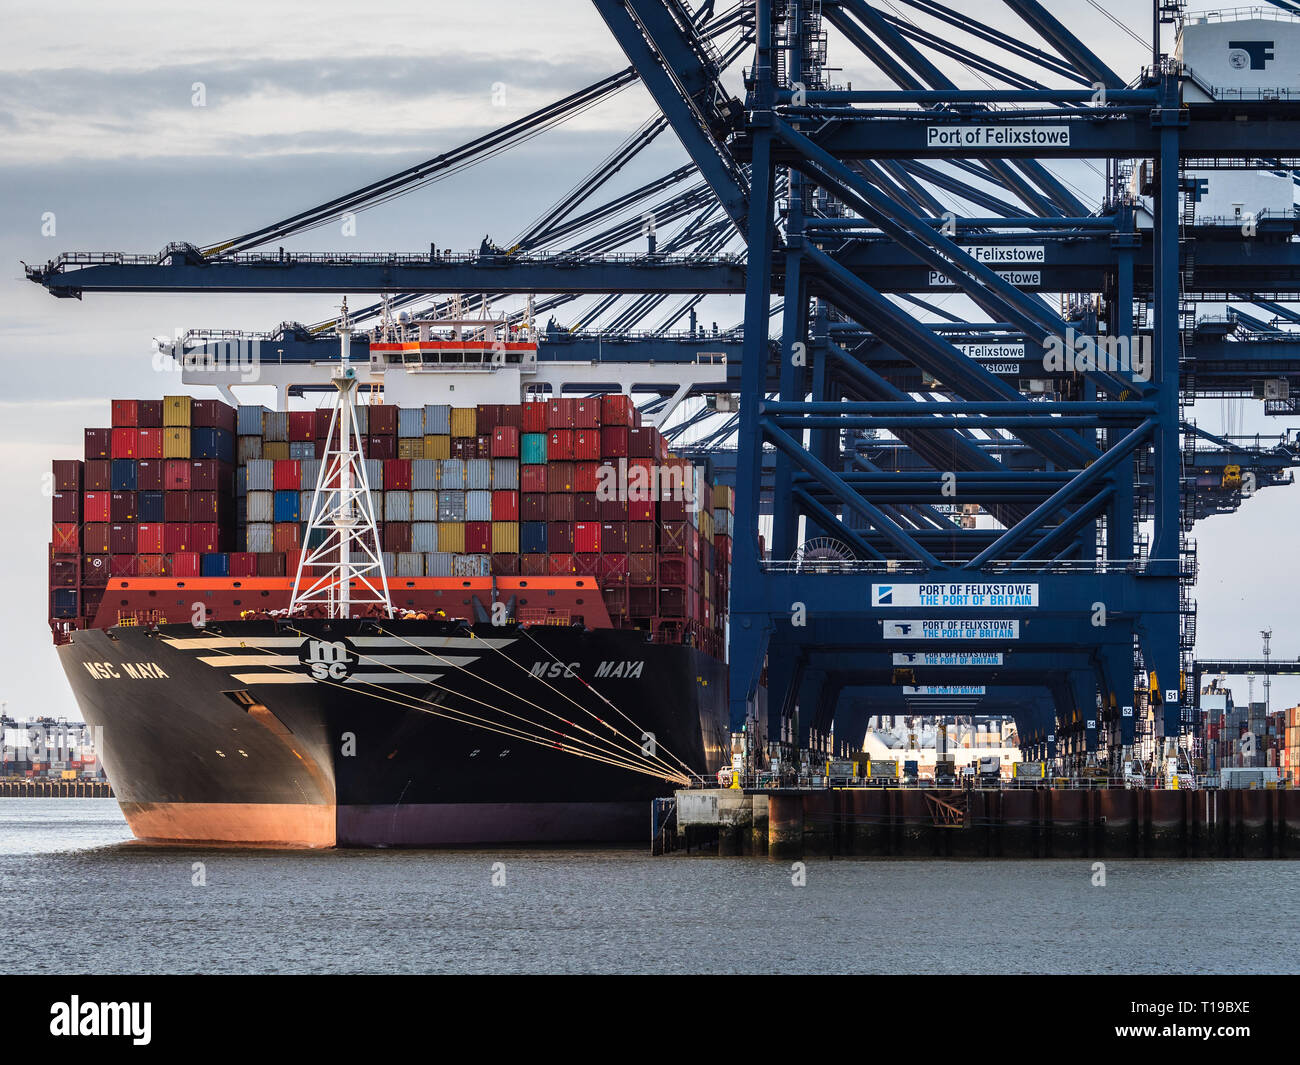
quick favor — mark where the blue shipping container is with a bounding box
[52,589,78,618]
[137,491,165,522]
[521,433,548,464]
[191,428,234,462]
[520,521,548,554]
[111,459,137,491]
[200,553,229,577]
[273,490,300,522]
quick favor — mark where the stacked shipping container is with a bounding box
[50,396,732,643]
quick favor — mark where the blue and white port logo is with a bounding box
[1227,40,1274,70]
[299,637,357,681]
[873,585,893,605]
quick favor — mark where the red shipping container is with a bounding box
[574,430,601,460]
[110,554,138,578]
[660,498,689,523]
[52,524,80,556]
[574,522,601,553]
[109,524,136,554]
[598,554,628,580]
[168,552,200,577]
[84,460,111,491]
[659,588,687,617]
[522,401,548,433]
[450,438,475,459]
[628,522,656,553]
[574,493,598,521]
[574,461,600,493]
[51,492,79,523]
[289,411,315,441]
[547,430,575,461]
[111,427,137,459]
[110,492,136,522]
[491,490,519,521]
[229,552,257,577]
[136,523,165,554]
[715,534,731,563]
[368,405,398,436]
[492,426,520,457]
[547,522,574,553]
[190,491,219,521]
[192,523,221,553]
[368,434,397,460]
[629,499,656,522]
[600,522,628,551]
[136,428,164,459]
[272,524,299,553]
[82,554,109,584]
[384,459,413,491]
[548,553,575,575]
[476,434,492,459]
[546,462,575,493]
[659,556,690,586]
[522,493,546,521]
[137,400,163,428]
[382,523,411,553]
[273,460,301,491]
[573,398,601,428]
[111,400,139,427]
[136,460,164,491]
[546,493,575,522]
[497,405,522,431]
[660,521,688,553]
[599,497,629,522]
[476,404,501,433]
[574,554,601,576]
[137,554,166,577]
[520,553,548,576]
[313,408,335,442]
[600,426,629,457]
[628,426,658,458]
[629,553,656,584]
[464,521,491,553]
[491,552,520,576]
[191,400,235,432]
[255,552,286,577]
[521,465,547,494]
[83,524,110,554]
[601,394,634,426]
[164,491,191,522]
[546,398,576,429]
[84,428,111,460]
[188,460,224,491]
[163,460,191,491]
[52,460,82,491]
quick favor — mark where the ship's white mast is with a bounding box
[288,299,393,619]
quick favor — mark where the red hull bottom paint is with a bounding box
[120,801,336,848]
[336,802,645,847]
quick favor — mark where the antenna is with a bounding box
[1261,628,1272,715]
[288,298,393,619]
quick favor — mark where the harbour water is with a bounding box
[2,799,1297,975]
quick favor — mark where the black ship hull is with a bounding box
[57,620,733,847]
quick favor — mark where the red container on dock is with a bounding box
[190,490,220,521]
[256,552,286,577]
[574,493,598,521]
[272,523,300,553]
[136,460,164,491]
[289,411,315,441]
[574,430,601,460]
[188,460,225,492]
[52,524,80,556]
[50,492,78,523]
[191,523,221,554]
[382,523,412,553]
[83,525,110,555]
[136,428,164,459]
[574,522,601,553]
[573,398,601,428]
[600,426,629,457]
[522,493,546,521]
[163,523,191,553]
[229,552,257,577]
[164,492,191,522]
[110,428,137,459]
[492,426,520,457]
[522,401,548,433]
[136,554,166,577]
[191,400,236,432]
[170,552,201,577]
[629,553,656,584]
[599,497,628,522]
[574,554,600,577]
[546,462,575,493]
[52,460,82,491]
[546,398,576,429]
[547,430,575,461]
[520,553,547,576]
[574,462,600,493]
[601,394,634,426]
[368,435,396,460]
[547,522,574,553]
[273,460,301,491]
[545,493,575,522]
[464,522,491,554]
[369,405,397,436]
[84,460,111,491]
[384,459,412,491]
[629,499,655,522]
[600,521,628,551]
[547,553,575,575]
[109,491,136,522]
[164,460,191,491]
[521,465,547,494]
[109,524,136,554]
[136,523,165,554]
[84,428,111,460]
[111,400,139,427]
[628,523,656,553]
[491,553,519,576]
[598,554,628,580]
[491,491,519,521]
[110,554,137,578]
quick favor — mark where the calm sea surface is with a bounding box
[2,798,1296,975]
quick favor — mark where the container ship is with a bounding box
[46,313,741,846]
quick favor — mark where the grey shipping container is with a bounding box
[289,441,315,461]
[299,491,315,518]
[263,410,289,442]
[465,490,492,522]
[412,522,439,553]
[381,550,396,574]
[438,491,466,522]
[438,459,465,489]
[397,407,425,438]
[246,491,274,523]
[385,491,412,522]
[492,458,519,489]
[425,404,451,435]
[424,551,455,577]
[365,458,383,490]
[353,406,369,435]
[412,459,437,491]
[412,491,438,521]
[300,459,321,488]
[453,554,491,577]
[246,523,274,553]
[235,467,247,498]
[395,551,423,577]
[236,405,267,436]
[245,459,274,492]
[237,436,263,463]
[465,458,491,490]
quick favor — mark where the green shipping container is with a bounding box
[521,433,548,464]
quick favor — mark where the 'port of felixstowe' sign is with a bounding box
[884,620,1021,640]
[927,125,1070,147]
[892,652,1004,666]
[872,583,1038,607]
[902,686,988,695]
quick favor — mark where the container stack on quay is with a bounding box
[49,395,733,645]
[1198,694,1291,778]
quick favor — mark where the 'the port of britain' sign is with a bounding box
[902,686,987,695]
[872,583,1038,607]
[892,652,1004,666]
[884,620,1020,640]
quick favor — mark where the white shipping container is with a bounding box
[439,459,465,489]
[425,405,452,435]
[397,407,425,438]
[246,522,274,553]
[453,553,491,577]
[465,459,492,490]
[465,490,492,522]
[246,459,274,492]
[412,459,437,491]
[425,551,455,576]
[412,522,439,553]
[395,551,423,576]
[492,458,519,489]
[246,491,274,523]
[385,491,412,522]
[412,491,438,521]
[365,458,383,490]
[1179,15,1300,98]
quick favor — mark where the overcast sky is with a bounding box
[2,1,1298,722]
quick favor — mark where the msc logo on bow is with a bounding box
[873,585,893,605]
[299,637,357,681]
[1228,40,1274,70]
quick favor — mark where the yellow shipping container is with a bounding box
[61,769,78,781]
[450,407,477,438]
[398,437,425,460]
[491,522,519,554]
[438,522,465,554]
[704,571,711,601]
[162,428,191,458]
[262,441,290,461]
[699,508,714,541]
[424,435,451,460]
[713,484,734,510]
[163,396,191,426]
